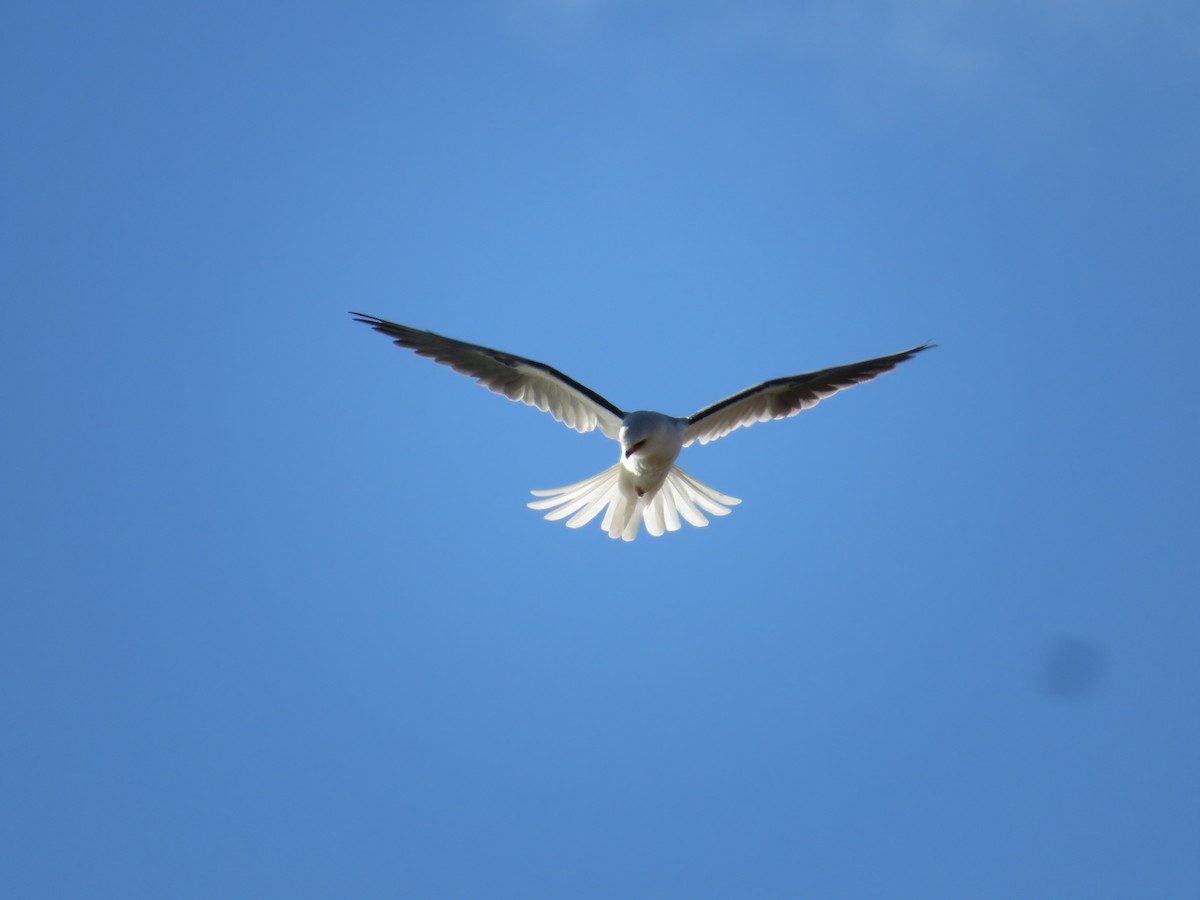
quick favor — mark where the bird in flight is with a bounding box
[353,313,932,541]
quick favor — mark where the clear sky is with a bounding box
[3,1,1198,897]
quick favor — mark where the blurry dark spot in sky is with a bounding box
[1039,637,1106,701]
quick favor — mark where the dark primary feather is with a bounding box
[683,343,934,445]
[351,313,626,438]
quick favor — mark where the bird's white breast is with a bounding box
[619,412,686,495]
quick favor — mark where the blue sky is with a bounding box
[2,1,1197,897]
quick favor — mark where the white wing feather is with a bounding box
[353,313,625,439]
[683,344,933,446]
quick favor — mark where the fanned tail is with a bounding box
[528,464,740,542]
[528,464,623,529]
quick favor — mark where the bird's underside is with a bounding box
[353,313,932,541]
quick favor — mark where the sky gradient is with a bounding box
[3,1,1198,897]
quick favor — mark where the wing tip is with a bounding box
[350,311,399,335]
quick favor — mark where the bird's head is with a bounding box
[619,411,668,459]
[619,414,652,458]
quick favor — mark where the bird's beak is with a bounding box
[624,439,647,459]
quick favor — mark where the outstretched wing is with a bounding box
[352,313,625,439]
[683,343,933,446]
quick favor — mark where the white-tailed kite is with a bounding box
[353,313,932,541]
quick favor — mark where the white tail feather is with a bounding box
[666,477,707,527]
[644,491,665,537]
[659,487,682,532]
[528,464,739,541]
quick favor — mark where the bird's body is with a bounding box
[353,313,931,541]
[619,411,686,494]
